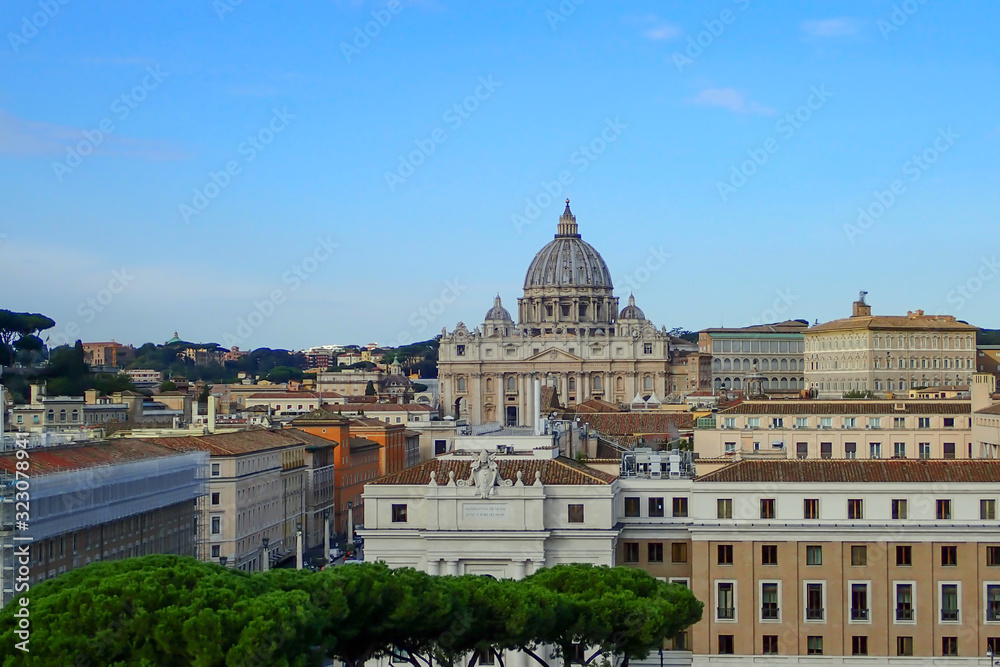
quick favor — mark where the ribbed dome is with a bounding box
[523,201,613,290]
[484,295,513,322]
[618,294,645,320]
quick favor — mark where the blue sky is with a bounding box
[2,0,998,350]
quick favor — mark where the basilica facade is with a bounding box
[438,201,680,426]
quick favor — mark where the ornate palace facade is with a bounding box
[438,202,680,426]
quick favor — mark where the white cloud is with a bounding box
[626,13,682,41]
[687,88,776,116]
[801,18,860,38]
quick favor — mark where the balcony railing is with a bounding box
[806,607,825,620]
[761,603,779,620]
[941,609,959,621]
[895,607,913,621]
[717,606,735,620]
[851,608,869,621]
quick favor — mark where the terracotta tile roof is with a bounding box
[349,417,394,427]
[0,439,189,476]
[720,400,970,415]
[139,429,316,456]
[403,429,422,437]
[696,459,1000,483]
[330,403,433,412]
[574,398,621,414]
[702,320,809,334]
[371,455,617,486]
[247,391,323,399]
[581,412,695,435]
[284,428,338,449]
[808,314,977,332]
[976,404,1000,415]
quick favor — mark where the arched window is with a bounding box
[643,376,653,391]
[732,359,741,372]
[732,377,742,390]
[568,376,576,391]
[485,378,493,393]
[616,376,624,392]
[593,374,602,390]
[457,377,467,392]
[723,359,731,371]
[506,376,516,393]
[46,410,54,423]
[71,410,78,422]
[760,359,769,371]
[713,358,722,371]
[779,359,788,371]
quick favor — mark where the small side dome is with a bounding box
[618,294,645,320]
[484,295,513,322]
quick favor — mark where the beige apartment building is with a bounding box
[805,295,977,398]
[139,428,336,571]
[696,399,974,461]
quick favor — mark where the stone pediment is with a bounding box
[525,348,583,363]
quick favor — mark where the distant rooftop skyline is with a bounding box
[3,1,998,350]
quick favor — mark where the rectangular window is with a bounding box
[723,417,736,428]
[918,417,930,428]
[434,439,447,455]
[567,504,584,523]
[647,543,663,563]
[944,417,955,427]
[806,583,824,620]
[211,492,220,505]
[893,442,906,457]
[211,516,221,534]
[717,583,735,620]
[717,498,733,519]
[806,636,823,655]
[671,542,688,563]
[718,635,734,655]
[989,638,1000,655]
[762,544,778,566]
[391,504,408,523]
[987,584,1000,622]
[988,546,1000,566]
[982,499,997,520]
[796,442,808,459]
[762,635,778,655]
[672,497,688,518]
[941,636,958,656]
[870,442,881,459]
[760,498,775,519]
[936,499,952,520]
[747,417,760,428]
[896,636,913,656]
[803,498,819,519]
[623,542,639,563]
[820,417,832,429]
[894,416,906,428]
[941,583,959,621]
[851,545,867,566]
[944,442,956,459]
[211,463,221,477]
[761,582,779,620]
[896,545,912,566]
[942,546,957,566]
[892,499,908,519]
[648,497,664,517]
[852,636,868,656]
[624,497,640,517]
[919,442,931,458]
[718,544,734,565]
[796,417,809,428]
[896,583,914,621]
[211,544,220,558]
[845,442,857,459]
[806,545,822,565]
[851,583,869,621]
[848,499,864,519]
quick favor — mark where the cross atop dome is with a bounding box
[556,198,580,238]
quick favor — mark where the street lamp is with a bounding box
[261,537,270,573]
[295,522,304,570]
[322,509,331,566]
[219,556,227,568]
